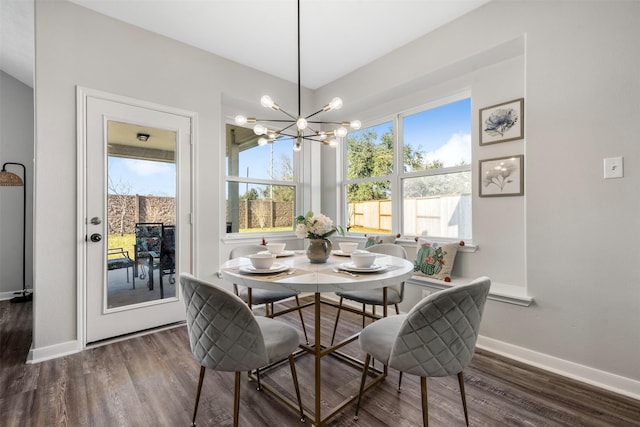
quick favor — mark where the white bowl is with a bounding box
[338,242,358,254]
[266,242,286,255]
[249,253,276,269]
[350,251,377,268]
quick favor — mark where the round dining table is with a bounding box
[220,249,414,426]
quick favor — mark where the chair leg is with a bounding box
[458,371,469,426]
[361,304,366,328]
[395,303,400,315]
[398,372,403,392]
[255,368,261,391]
[288,354,306,422]
[330,297,344,346]
[420,377,428,427]
[294,295,309,344]
[233,371,241,427]
[191,366,206,427]
[354,353,371,420]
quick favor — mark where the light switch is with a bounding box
[604,157,623,179]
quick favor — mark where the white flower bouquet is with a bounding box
[295,211,344,240]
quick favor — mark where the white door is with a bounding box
[79,88,193,344]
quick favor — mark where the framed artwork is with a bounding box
[479,155,524,197]
[479,98,524,145]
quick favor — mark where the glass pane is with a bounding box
[106,121,177,309]
[402,171,472,239]
[225,181,295,233]
[403,98,471,171]
[346,121,393,179]
[226,124,293,181]
[346,180,391,233]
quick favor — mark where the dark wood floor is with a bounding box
[1,298,639,427]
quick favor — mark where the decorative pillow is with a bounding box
[364,234,399,248]
[413,239,458,281]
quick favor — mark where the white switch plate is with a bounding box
[604,156,623,179]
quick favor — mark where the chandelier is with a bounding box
[234,0,360,152]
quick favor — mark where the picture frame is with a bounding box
[479,98,524,145]
[479,155,524,197]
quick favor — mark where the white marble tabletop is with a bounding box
[220,250,414,293]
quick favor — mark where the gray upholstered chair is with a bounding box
[330,243,408,345]
[229,245,308,343]
[180,273,304,427]
[355,277,491,426]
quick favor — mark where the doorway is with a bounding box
[77,87,194,344]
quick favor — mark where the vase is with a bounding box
[306,238,332,263]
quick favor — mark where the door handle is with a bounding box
[90,233,102,242]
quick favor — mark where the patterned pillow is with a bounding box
[413,239,458,281]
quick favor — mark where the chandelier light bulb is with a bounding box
[260,95,274,108]
[296,117,308,130]
[336,126,348,138]
[318,131,327,140]
[235,115,247,125]
[254,124,267,135]
[350,120,362,130]
[329,97,343,110]
[258,137,268,146]
[328,138,338,147]
[293,141,302,152]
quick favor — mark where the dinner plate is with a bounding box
[339,262,388,273]
[258,250,295,258]
[239,263,289,274]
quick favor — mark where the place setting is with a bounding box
[332,241,367,257]
[238,253,290,274]
[257,242,295,258]
[337,251,389,274]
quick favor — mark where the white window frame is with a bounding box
[342,91,472,241]
[223,122,300,238]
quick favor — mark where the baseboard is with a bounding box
[27,340,81,364]
[0,289,33,301]
[477,335,640,401]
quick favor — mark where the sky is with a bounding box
[108,157,176,196]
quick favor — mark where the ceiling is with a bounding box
[1,0,490,90]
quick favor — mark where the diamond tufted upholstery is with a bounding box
[180,273,304,426]
[331,243,408,345]
[355,276,491,426]
[229,245,308,343]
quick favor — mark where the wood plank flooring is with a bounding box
[1,298,639,426]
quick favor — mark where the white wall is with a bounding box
[32,0,640,397]
[0,70,33,299]
[320,0,640,394]
[33,0,308,350]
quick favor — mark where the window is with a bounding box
[401,97,472,240]
[344,96,472,240]
[344,121,394,233]
[225,124,296,234]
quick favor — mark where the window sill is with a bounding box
[407,275,533,307]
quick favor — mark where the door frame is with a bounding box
[76,86,197,348]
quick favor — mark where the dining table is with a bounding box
[219,249,414,426]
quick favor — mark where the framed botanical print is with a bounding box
[479,98,524,145]
[479,155,524,197]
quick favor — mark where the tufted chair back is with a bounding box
[181,274,269,372]
[389,276,491,377]
[366,243,408,296]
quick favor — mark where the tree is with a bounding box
[107,174,132,236]
[241,188,259,200]
[346,129,394,201]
